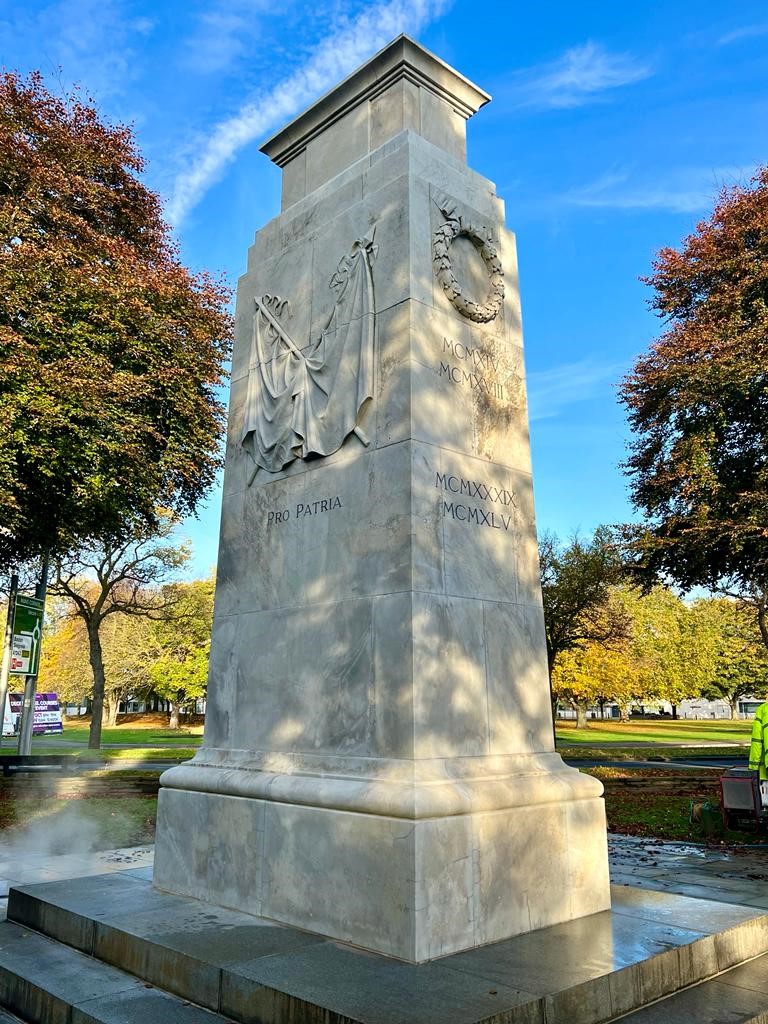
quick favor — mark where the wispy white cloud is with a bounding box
[564,166,751,214]
[527,359,621,422]
[1,0,153,100]
[167,0,451,226]
[512,41,652,110]
[717,23,768,46]
[180,0,274,75]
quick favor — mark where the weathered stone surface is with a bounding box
[154,35,611,961]
[7,879,768,1024]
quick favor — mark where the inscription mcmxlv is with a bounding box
[438,337,505,399]
[435,472,515,532]
[267,496,342,525]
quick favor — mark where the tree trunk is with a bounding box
[105,696,120,727]
[729,696,739,720]
[758,602,768,652]
[547,656,558,746]
[575,703,589,729]
[671,704,678,720]
[168,703,180,730]
[619,702,632,723]
[87,623,107,749]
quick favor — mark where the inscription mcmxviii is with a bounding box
[438,337,506,400]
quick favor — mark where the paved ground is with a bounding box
[0,836,766,1023]
[1,835,767,914]
[0,844,153,901]
[609,833,768,909]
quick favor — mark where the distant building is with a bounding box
[556,696,764,721]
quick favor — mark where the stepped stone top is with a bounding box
[260,35,491,204]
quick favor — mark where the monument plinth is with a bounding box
[153,35,611,962]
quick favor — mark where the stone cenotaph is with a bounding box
[154,35,611,963]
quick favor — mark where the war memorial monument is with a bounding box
[3,36,768,1024]
[152,32,611,961]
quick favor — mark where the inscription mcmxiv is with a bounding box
[438,337,505,399]
[435,472,515,532]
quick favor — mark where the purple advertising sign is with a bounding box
[7,692,64,735]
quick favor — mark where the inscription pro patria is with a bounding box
[153,35,611,965]
[267,496,343,525]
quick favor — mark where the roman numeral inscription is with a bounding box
[438,336,505,399]
[435,472,516,532]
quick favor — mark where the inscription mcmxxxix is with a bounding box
[435,472,515,532]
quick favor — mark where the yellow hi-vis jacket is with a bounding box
[748,702,768,780]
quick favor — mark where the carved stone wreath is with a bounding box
[432,198,504,323]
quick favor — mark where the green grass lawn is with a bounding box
[36,724,203,746]
[585,766,761,844]
[560,745,750,762]
[20,746,199,762]
[556,719,752,746]
[10,722,204,760]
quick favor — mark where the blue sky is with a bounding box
[2,0,767,576]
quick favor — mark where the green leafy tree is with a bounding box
[551,628,640,728]
[49,519,188,748]
[39,599,164,726]
[619,586,707,718]
[100,613,155,726]
[37,605,92,708]
[0,71,233,568]
[693,598,768,717]
[620,168,768,646]
[149,578,213,729]
[540,527,630,669]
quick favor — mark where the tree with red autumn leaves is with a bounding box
[621,169,768,647]
[0,72,233,569]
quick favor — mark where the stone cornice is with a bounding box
[260,34,490,168]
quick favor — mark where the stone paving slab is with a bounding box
[7,875,768,1024]
[608,834,768,906]
[613,872,768,909]
[223,941,539,1024]
[2,836,768,1022]
[0,844,153,896]
[3,835,768,909]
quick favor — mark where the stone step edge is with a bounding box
[605,951,768,1024]
[0,920,230,1024]
[8,884,768,1024]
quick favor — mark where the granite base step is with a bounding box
[618,953,768,1024]
[0,919,231,1023]
[5,874,768,1024]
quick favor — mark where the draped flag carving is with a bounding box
[241,231,377,481]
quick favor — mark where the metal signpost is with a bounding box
[0,573,18,749]
[13,594,45,756]
[10,595,44,677]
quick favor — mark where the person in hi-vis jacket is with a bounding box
[748,701,768,805]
